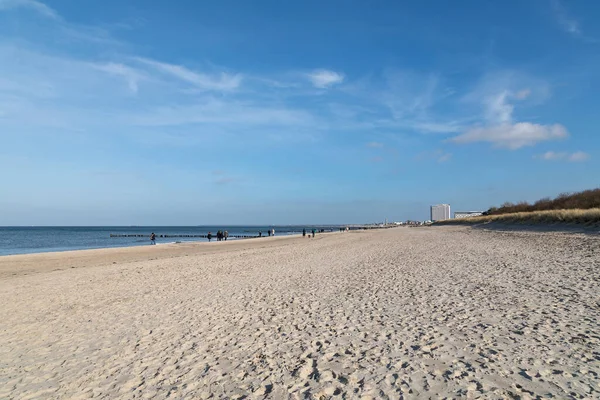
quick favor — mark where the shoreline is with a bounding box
[0,233,295,258]
[0,232,335,279]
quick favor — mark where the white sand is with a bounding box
[0,227,599,399]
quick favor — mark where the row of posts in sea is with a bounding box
[109,233,260,239]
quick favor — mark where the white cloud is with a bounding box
[307,69,344,88]
[536,151,590,162]
[451,123,568,149]
[0,0,59,19]
[134,57,242,91]
[91,63,143,93]
[453,74,569,150]
[569,151,590,162]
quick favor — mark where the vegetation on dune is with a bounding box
[437,188,600,226]
[439,208,600,226]
[484,188,600,215]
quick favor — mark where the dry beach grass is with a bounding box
[0,227,599,399]
[440,208,600,227]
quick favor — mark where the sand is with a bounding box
[0,227,599,399]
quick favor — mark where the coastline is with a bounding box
[0,226,334,257]
[0,233,312,279]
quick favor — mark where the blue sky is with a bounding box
[0,0,598,225]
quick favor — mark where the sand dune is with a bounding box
[1,227,598,399]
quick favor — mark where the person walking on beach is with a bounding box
[312,228,316,238]
[207,232,212,242]
[267,229,271,237]
[259,231,262,237]
[271,228,275,236]
[224,231,228,241]
[302,228,306,237]
[150,232,156,245]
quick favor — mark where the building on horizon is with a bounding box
[430,204,451,221]
[454,211,483,219]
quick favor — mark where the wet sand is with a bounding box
[1,226,598,399]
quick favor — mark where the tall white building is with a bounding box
[431,204,451,221]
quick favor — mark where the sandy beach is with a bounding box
[1,226,599,399]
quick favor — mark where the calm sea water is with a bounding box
[0,226,339,256]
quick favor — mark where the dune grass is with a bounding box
[487,188,600,215]
[437,208,600,226]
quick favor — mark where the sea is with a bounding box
[0,226,340,256]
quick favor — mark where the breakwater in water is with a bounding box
[110,233,261,239]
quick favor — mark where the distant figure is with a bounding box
[302,228,306,237]
[312,229,316,238]
[259,231,262,237]
[224,231,228,241]
[217,230,222,241]
[207,232,212,242]
[267,229,271,237]
[272,228,275,236]
[150,232,156,245]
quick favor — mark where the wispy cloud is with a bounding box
[125,101,315,128]
[134,57,242,91]
[91,62,143,94]
[307,69,344,88]
[483,91,513,124]
[212,171,239,185]
[550,0,598,43]
[535,151,590,162]
[0,0,59,19]
[382,71,442,119]
[437,152,452,163]
[515,88,531,100]
[415,149,452,163]
[338,70,466,135]
[551,0,581,37]
[0,4,576,158]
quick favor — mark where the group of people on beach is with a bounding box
[207,231,228,242]
[302,228,316,238]
[259,228,275,237]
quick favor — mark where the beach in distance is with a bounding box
[1,226,599,399]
